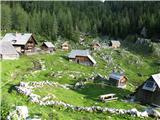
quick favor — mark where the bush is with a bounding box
[151,43,160,57]
[125,35,137,43]
[1,98,11,119]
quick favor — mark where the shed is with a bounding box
[2,33,37,54]
[91,41,101,50]
[134,73,160,106]
[0,40,19,60]
[41,42,55,53]
[62,41,69,51]
[68,50,96,66]
[109,72,128,88]
[109,40,121,48]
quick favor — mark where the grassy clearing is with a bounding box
[33,83,146,110]
[1,48,159,120]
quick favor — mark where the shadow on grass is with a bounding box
[61,55,69,61]
[8,84,18,93]
[121,41,152,57]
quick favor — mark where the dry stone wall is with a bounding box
[15,81,160,118]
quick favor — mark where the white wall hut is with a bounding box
[109,40,121,48]
[0,40,19,60]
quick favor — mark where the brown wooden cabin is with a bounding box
[134,73,160,107]
[109,72,128,88]
[109,40,121,48]
[68,50,96,66]
[62,41,69,51]
[2,33,37,54]
[41,42,55,53]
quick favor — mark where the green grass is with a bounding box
[33,83,146,110]
[1,48,159,120]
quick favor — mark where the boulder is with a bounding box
[118,109,125,114]
[20,82,29,87]
[140,111,148,117]
[16,106,29,119]
[29,94,41,103]
[130,108,138,116]
[146,108,160,118]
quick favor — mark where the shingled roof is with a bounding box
[152,73,160,88]
[68,50,89,58]
[110,40,121,46]
[62,41,69,46]
[68,50,96,65]
[43,42,55,48]
[2,33,37,45]
[109,72,125,81]
[0,40,19,56]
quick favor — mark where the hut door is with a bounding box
[143,91,152,103]
[0,54,2,60]
[77,59,80,64]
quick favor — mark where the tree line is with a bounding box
[1,1,160,41]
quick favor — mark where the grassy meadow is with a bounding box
[1,48,160,120]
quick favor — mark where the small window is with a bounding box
[142,81,156,92]
[12,40,17,43]
[0,54,2,59]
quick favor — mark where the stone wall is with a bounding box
[15,81,160,118]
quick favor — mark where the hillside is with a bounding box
[1,47,160,119]
[1,1,160,119]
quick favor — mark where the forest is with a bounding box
[1,1,160,41]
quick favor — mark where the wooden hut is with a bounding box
[79,34,85,44]
[68,50,96,66]
[2,33,38,54]
[91,41,101,50]
[0,40,19,60]
[41,42,55,53]
[108,72,128,88]
[109,40,121,48]
[62,41,69,51]
[134,73,160,106]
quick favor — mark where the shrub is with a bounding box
[151,43,160,57]
[1,98,11,119]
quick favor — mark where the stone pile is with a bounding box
[39,60,46,71]
[19,81,70,89]
[15,81,160,118]
[128,55,143,66]
[32,60,46,74]
[50,71,63,77]
[135,38,151,45]
[102,55,113,64]
[7,106,29,120]
[50,71,84,79]
[74,81,86,89]
[15,81,70,104]
[7,106,41,120]
[73,73,108,89]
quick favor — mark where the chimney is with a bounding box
[14,32,18,37]
[15,32,21,38]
